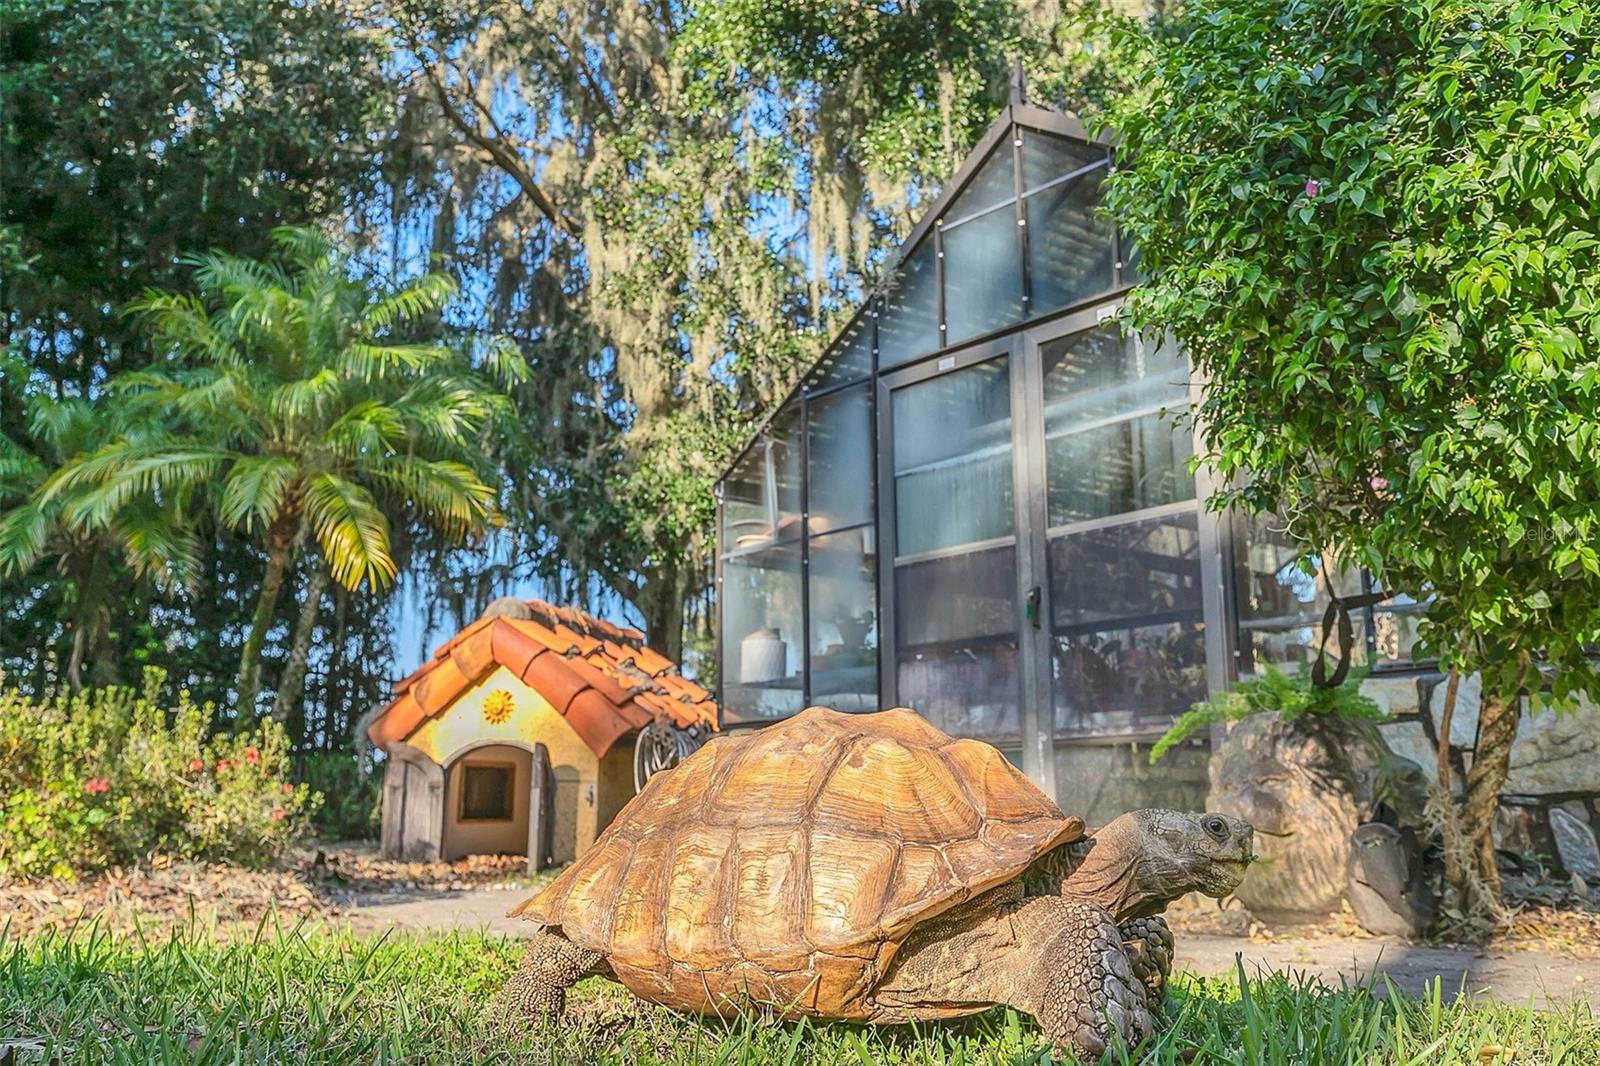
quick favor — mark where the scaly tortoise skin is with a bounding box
[498,707,1253,1061]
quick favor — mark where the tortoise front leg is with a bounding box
[492,930,606,1027]
[1035,898,1154,1062]
[1118,915,1174,1004]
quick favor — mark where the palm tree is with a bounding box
[42,226,522,721]
[0,360,195,690]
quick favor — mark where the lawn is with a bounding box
[2,922,1595,1065]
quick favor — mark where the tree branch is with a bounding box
[418,60,577,238]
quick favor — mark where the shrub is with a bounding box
[292,750,380,841]
[0,670,317,879]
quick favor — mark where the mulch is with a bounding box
[1165,868,1600,960]
[0,844,533,940]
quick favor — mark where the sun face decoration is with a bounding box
[482,689,515,725]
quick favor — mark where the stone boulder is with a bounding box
[1209,712,1426,914]
[1422,680,1600,796]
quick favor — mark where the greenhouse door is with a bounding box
[878,335,1055,788]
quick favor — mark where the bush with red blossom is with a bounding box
[0,669,318,878]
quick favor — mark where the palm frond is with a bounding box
[187,250,293,303]
[325,402,405,459]
[269,225,338,272]
[25,396,100,459]
[269,369,343,424]
[219,455,299,533]
[479,335,532,388]
[304,473,396,590]
[48,440,229,530]
[366,456,499,538]
[0,433,47,492]
[124,290,239,366]
[0,501,56,574]
[361,272,455,332]
[338,342,451,381]
[110,499,201,593]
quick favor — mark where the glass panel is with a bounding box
[1048,512,1206,733]
[877,240,939,369]
[943,206,1023,344]
[892,359,1013,557]
[460,764,515,820]
[807,384,872,534]
[897,543,1017,645]
[807,307,873,391]
[721,541,804,722]
[945,141,1015,222]
[1042,327,1193,526]
[807,527,878,712]
[895,544,1019,739]
[720,403,803,550]
[1022,129,1106,193]
[1232,514,1367,676]
[1027,163,1114,314]
[1373,599,1427,666]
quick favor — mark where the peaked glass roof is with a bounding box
[779,104,1122,415]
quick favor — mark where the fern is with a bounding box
[1149,665,1386,763]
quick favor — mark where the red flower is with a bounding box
[243,747,260,765]
[83,777,110,795]
[216,758,231,773]
[271,807,286,822]
[189,758,205,772]
[281,782,294,795]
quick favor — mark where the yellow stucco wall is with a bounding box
[403,665,632,862]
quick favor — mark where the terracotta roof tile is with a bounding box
[519,649,589,716]
[564,655,636,708]
[367,598,718,758]
[449,626,497,683]
[630,644,675,678]
[411,657,474,717]
[489,622,541,678]
[551,623,600,656]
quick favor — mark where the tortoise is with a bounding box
[496,707,1253,1060]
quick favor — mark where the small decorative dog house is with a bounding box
[367,597,717,866]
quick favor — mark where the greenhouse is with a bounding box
[713,103,1425,818]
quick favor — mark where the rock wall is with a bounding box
[1369,672,1600,882]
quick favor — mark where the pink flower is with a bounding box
[243,747,260,765]
[1304,179,1320,198]
[271,807,286,822]
[281,782,294,795]
[215,758,231,773]
[189,758,205,772]
[83,777,110,795]
[1370,476,1389,492]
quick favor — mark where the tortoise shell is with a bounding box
[508,706,1085,1018]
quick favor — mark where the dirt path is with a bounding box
[343,889,1599,1009]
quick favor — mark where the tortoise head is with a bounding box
[1060,809,1255,920]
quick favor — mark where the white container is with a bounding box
[740,628,788,684]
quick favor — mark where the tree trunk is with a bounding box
[66,620,88,693]
[639,562,684,663]
[65,549,108,692]
[1453,683,1520,917]
[271,564,330,727]
[1435,667,1464,890]
[237,518,298,721]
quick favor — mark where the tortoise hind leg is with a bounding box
[1119,915,1174,1004]
[492,931,605,1027]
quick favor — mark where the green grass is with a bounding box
[2,921,1595,1064]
